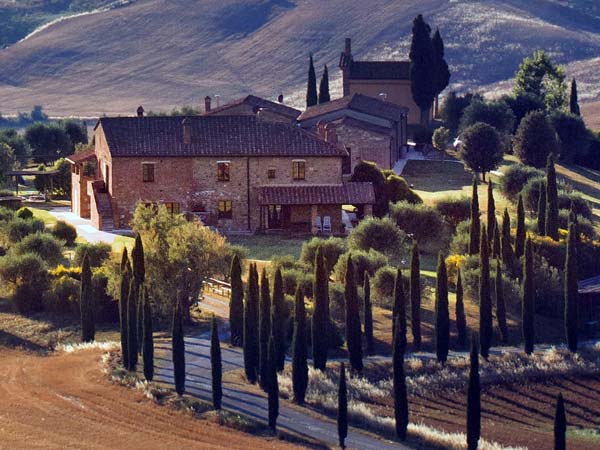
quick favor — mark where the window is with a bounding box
[218,200,232,219]
[217,161,230,181]
[267,167,276,179]
[142,163,155,182]
[292,160,306,180]
[165,202,180,215]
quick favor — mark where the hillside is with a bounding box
[0,0,598,117]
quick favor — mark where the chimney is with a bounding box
[278,93,284,104]
[136,106,144,117]
[182,117,191,144]
[345,37,352,55]
[204,96,212,113]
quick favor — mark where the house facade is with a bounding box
[203,94,301,124]
[69,113,374,233]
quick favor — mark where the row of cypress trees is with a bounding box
[306,55,330,107]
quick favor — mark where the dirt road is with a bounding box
[0,348,295,450]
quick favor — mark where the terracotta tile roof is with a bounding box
[298,94,408,122]
[337,117,391,135]
[256,182,375,205]
[66,149,96,164]
[349,61,410,80]
[204,95,301,119]
[97,115,346,158]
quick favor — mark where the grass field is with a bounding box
[227,234,307,261]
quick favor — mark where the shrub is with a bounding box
[45,275,80,314]
[11,232,64,266]
[0,252,48,314]
[348,216,408,262]
[371,266,410,308]
[520,177,592,219]
[558,210,594,238]
[459,99,515,135]
[16,207,33,220]
[281,269,313,299]
[52,220,77,246]
[333,249,387,286]
[389,201,449,249]
[74,242,111,267]
[530,234,600,279]
[558,192,592,220]
[384,174,423,205]
[93,270,118,322]
[449,220,471,255]
[434,196,471,229]
[300,237,347,273]
[3,217,45,242]
[499,164,544,201]
[458,123,504,180]
[514,111,559,168]
[529,254,563,317]
[48,264,82,280]
[219,245,248,280]
[432,127,450,150]
[549,111,590,163]
[0,206,15,222]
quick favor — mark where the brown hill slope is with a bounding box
[0,0,599,116]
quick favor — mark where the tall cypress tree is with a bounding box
[487,181,495,244]
[271,268,286,372]
[456,268,468,348]
[259,268,271,390]
[211,314,222,410]
[466,335,481,450]
[142,287,154,381]
[338,363,348,450]
[569,79,580,116]
[546,154,559,241]
[515,194,526,258]
[491,217,501,259]
[495,260,508,344]
[243,263,259,383]
[469,177,480,255]
[537,182,547,236]
[431,28,451,99]
[522,238,535,355]
[345,255,363,372]
[392,268,407,355]
[318,65,330,104]
[292,286,308,404]
[80,253,95,343]
[554,393,566,450]
[565,217,578,353]
[127,278,138,370]
[229,254,244,346]
[501,208,514,268]
[409,14,436,125]
[410,243,421,349]
[172,296,186,396]
[393,318,409,440]
[267,336,279,432]
[479,225,493,358]
[363,274,374,354]
[306,54,318,108]
[119,251,131,370]
[312,247,329,370]
[132,235,145,352]
[435,252,449,364]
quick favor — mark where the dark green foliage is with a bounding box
[537,183,547,236]
[479,226,493,358]
[306,54,318,108]
[455,269,467,348]
[344,255,363,372]
[392,268,407,355]
[63,120,88,147]
[469,178,480,255]
[271,267,286,372]
[137,292,144,355]
[142,288,154,382]
[440,91,480,132]
[501,93,544,132]
[229,254,244,346]
[80,253,95,343]
[12,232,64,266]
[495,260,508,344]
[431,28,450,97]
[467,335,481,450]
[435,252,449,364]
[292,286,308,404]
[393,318,409,440]
[318,65,330,104]
[459,123,503,180]
[52,220,77,246]
[499,164,544,201]
[522,239,535,354]
[299,236,347,273]
[550,111,590,163]
[259,268,271,390]
[410,243,421,349]
[127,279,138,371]
[389,201,447,247]
[409,14,435,124]
[501,209,515,267]
[514,111,559,168]
[74,242,111,267]
[565,219,578,353]
[569,79,580,116]
[243,263,259,383]
[119,249,130,369]
[515,195,526,258]
[132,234,144,352]
[312,247,329,370]
[338,363,348,450]
[554,393,566,450]
[491,218,501,259]
[546,155,559,241]
[267,336,279,432]
[25,122,72,163]
[211,315,222,410]
[5,217,45,243]
[459,99,515,135]
[363,274,374,354]
[434,195,471,229]
[172,297,186,396]
[487,182,495,244]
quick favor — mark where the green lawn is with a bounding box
[29,206,58,226]
[227,234,308,261]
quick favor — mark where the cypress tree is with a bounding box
[271,267,286,372]
[306,54,318,108]
[435,252,449,364]
[479,225,493,358]
[469,177,480,255]
[363,274,374,354]
[318,65,330,104]
[456,268,468,348]
[466,335,481,450]
[431,28,451,98]
[259,268,271,390]
[243,263,259,383]
[345,255,363,372]
[136,291,144,355]
[392,268,407,355]
[393,318,409,440]
[312,247,328,370]
[546,154,559,241]
[127,278,138,370]
[292,286,308,404]
[132,235,145,352]
[142,287,154,381]
[537,182,547,236]
[554,393,566,450]
[338,363,348,450]
[267,336,279,432]
[495,260,508,344]
[522,238,535,355]
[569,78,580,116]
[410,243,422,349]
[211,314,222,410]
[119,251,131,370]
[409,14,436,125]
[229,254,244,346]
[491,217,501,259]
[565,218,578,353]
[501,208,514,267]
[80,253,95,343]
[172,297,186,396]
[515,194,526,258]
[487,181,495,244]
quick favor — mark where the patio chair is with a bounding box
[313,216,323,234]
[323,216,332,234]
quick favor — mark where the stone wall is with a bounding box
[335,123,392,172]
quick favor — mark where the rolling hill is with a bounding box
[0,0,598,121]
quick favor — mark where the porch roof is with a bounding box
[66,149,96,164]
[256,183,375,206]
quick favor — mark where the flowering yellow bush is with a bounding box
[445,254,466,285]
[48,264,81,280]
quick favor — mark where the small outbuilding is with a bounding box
[578,275,600,336]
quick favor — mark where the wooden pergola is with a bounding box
[7,169,59,196]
